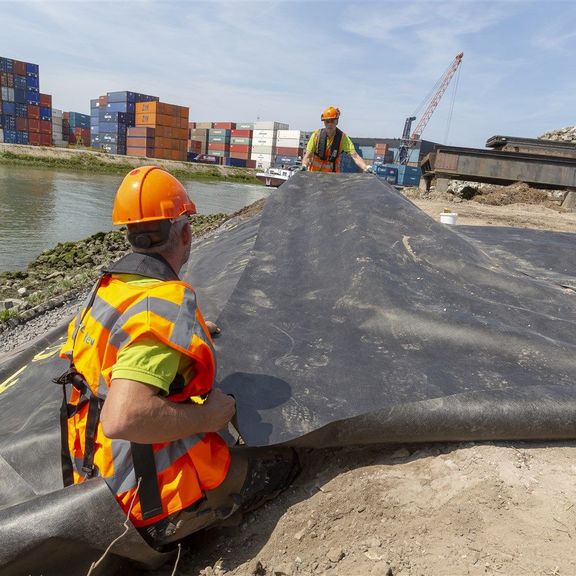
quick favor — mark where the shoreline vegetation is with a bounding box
[0,143,261,184]
[0,190,266,331]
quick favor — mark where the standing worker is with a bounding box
[56,166,298,549]
[301,106,373,173]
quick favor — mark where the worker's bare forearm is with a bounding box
[101,378,235,443]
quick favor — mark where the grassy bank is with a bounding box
[0,144,261,185]
[0,212,232,328]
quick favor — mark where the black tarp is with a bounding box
[1,172,575,573]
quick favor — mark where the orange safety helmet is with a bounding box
[112,165,196,225]
[321,106,340,121]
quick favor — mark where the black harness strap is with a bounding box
[131,443,164,519]
[59,387,75,486]
[81,395,103,477]
[315,128,344,172]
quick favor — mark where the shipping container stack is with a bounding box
[64,112,91,145]
[90,91,159,154]
[127,101,188,161]
[274,129,311,167]
[228,123,255,168]
[52,108,66,147]
[374,142,394,164]
[0,56,53,146]
[188,122,212,160]
[250,121,289,169]
[207,122,234,159]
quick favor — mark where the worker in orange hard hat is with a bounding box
[57,166,298,551]
[301,106,372,173]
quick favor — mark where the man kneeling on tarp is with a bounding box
[55,166,298,549]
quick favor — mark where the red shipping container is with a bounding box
[1,73,15,88]
[213,122,236,129]
[230,143,250,153]
[28,105,40,119]
[188,122,196,129]
[98,96,108,106]
[14,60,26,75]
[246,160,257,169]
[40,133,52,146]
[28,118,40,133]
[16,117,28,131]
[208,142,230,152]
[28,132,41,145]
[231,129,252,138]
[40,120,52,135]
[39,93,52,107]
[275,146,301,156]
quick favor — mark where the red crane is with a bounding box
[398,51,464,164]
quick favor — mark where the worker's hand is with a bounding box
[298,165,307,171]
[364,165,375,174]
[201,389,236,432]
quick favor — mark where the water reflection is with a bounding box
[0,165,269,272]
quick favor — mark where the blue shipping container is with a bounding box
[26,62,39,75]
[3,102,16,116]
[15,103,27,117]
[15,75,27,90]
[26,90,40,105]
[2,115,16,131]
[16,131,29,144]
[14,88,27,104]
[26,76,39,89]
[40,107,52,120]
[3,129,17,143]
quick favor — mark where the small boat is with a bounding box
[256,166,299,187]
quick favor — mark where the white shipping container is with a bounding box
[1,87,14,102]
[252,129,276,139]
[275,138,303,148]
[250,151,274,160]
[277,129,311,140]
[252,138,275,146]
[251,145,276,155]
[254,121,288,130]
[52,108,63,117]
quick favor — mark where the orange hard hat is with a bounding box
[321,106,340,121]
[112,165,196,225]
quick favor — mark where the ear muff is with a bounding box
[127,219,173,249]
[129,233,153,249]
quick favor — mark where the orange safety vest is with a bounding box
[309,128,345,172]
[57,253,230,527]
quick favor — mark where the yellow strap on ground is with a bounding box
[0,365,28,396]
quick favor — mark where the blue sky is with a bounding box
[2,0,575,148]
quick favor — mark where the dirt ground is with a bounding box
[146,185,576,576]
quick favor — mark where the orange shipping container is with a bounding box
[28,105,40,119]
[230,143,250,153]
[127,147,153,158]
[127,126,156,137]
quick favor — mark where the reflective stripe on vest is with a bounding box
[310,128,344,172]
[60,272,230,527]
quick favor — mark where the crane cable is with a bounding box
[443,63,462,145]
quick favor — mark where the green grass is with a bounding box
[0,149,262,185]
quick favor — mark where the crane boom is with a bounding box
[410,51,464,141]
[397,51,463,165]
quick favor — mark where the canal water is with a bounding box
[0,164,270,272]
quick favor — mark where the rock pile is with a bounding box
[538,125,576,143]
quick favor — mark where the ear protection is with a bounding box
[127,219,173,249]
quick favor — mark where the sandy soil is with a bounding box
[146,188,576,576]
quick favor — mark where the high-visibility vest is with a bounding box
[309,128,345,172]
[58,253,230,527]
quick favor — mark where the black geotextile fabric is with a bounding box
[215,172,576,446]
[1,173,576,573]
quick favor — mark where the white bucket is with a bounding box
[440,212,458,225]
